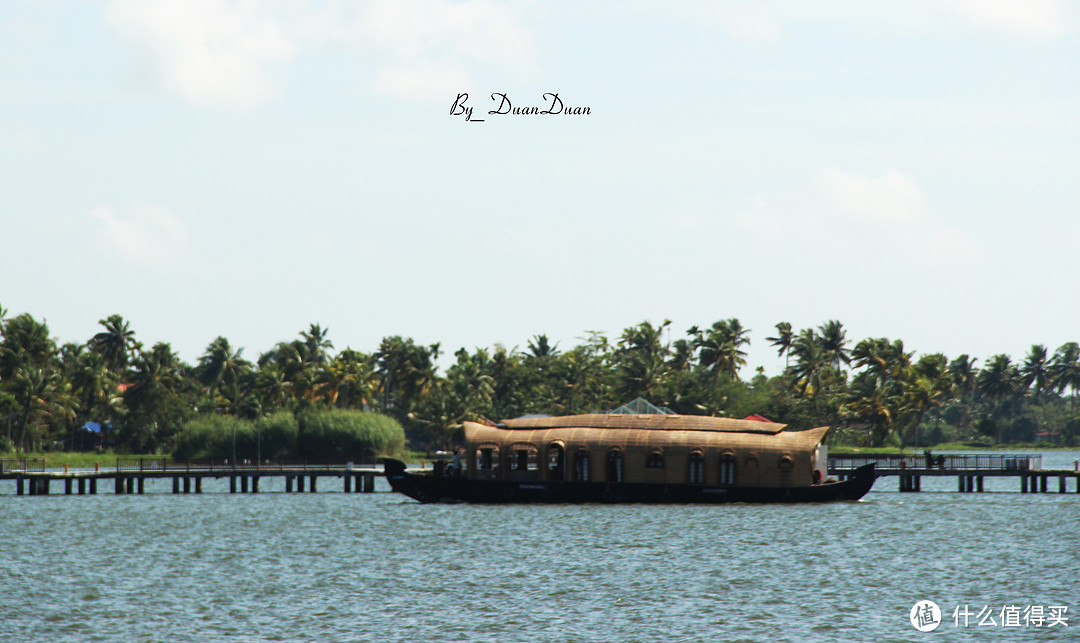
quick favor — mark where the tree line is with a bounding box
[2,304,1079,455]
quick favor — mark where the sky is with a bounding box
[2,0,1079,376]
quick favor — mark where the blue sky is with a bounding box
[2,0,1078,375]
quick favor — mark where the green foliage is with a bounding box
[297,409,405,459]
[256,411,298,459]
[173,414,255,460]
[8,307,1080,455]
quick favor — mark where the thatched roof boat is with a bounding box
[384,412,875,503]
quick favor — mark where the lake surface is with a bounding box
[2,452,1078,642]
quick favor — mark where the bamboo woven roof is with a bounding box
[500,413,786,435]
[466,422,829,455]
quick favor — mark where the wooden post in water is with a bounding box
[1060,475,1067,494]
[65,478,73,495]
[241,476,248,493]
[78,478,86,495]
[173,477,180,494]
[297,475,305,492]
[115,476,124,494]
[285,475,293,492]
[364,473,374,492]
[344,475,352,493]
[230,476,236,493]
[138,477,145,494]
[1041,475,1048,493]
[1021,476,1028,493]
[309,475,317,492]
[977,476,984,492]
[89,478,97,494]
[252,476,259,493]
[16,477,23,496]
[195,477,202,493]
[183,477,191,494]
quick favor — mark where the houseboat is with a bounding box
[384,412,876,503]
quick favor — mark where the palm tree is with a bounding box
[124,343,187,451]
[614,320,672,401]
[1049,342,1080,409]
[902,353,951,449]
[316,349,378,409]
[766,322,794,367]
[197,336,252,413]
[9,365,77,453]
[694,318,750,381]
[375,336,439,419]
[788,329,827,415]
[300,323,334,368]
[527,334,559,359]
[978,354,1019,442]
[89,314,138,375]
[69,350,123,446]
[818,320,850,374]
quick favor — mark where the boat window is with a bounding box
[575,449,590,481]
[507,443,539,481]
[646,449,664,469]
[688,450,704,484]
[607,450,623,483]
[719,453,736,486]
[779,454,794,473]
[547,443,565,482]
[475,444,500,480]
[509,443,538,471]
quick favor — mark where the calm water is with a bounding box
[2,453,1079,642]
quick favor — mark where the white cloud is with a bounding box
[106,0,297,109]
[90,203,189,266]
[736,168,983,267]
[105,0,536,107]
[953,0,1074,38]
[818,167,982,266]
[817,167,926,226]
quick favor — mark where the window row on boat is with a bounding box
[465,442,814,487]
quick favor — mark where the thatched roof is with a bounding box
[500,413,786,435]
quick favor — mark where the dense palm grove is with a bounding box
[2,305,1079,455]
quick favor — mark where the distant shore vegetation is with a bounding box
[2,305,1079,457]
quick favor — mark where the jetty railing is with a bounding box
[1,458,46,473]
[829,454,1042,471]
[115,457,381,472]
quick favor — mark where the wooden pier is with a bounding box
[0,458,382,496]
[828,453,1080,494]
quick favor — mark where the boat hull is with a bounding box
[383,459,876,504]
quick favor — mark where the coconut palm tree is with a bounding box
[694,318,750,381]
[300,323,334,369]
[1049,342,1080,410]
[818,320,851,374]
[766,322,794,367]
[89,314,138,375]
[978,354,1019,441]
[788,329,828,415]
[197,336,252,414]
